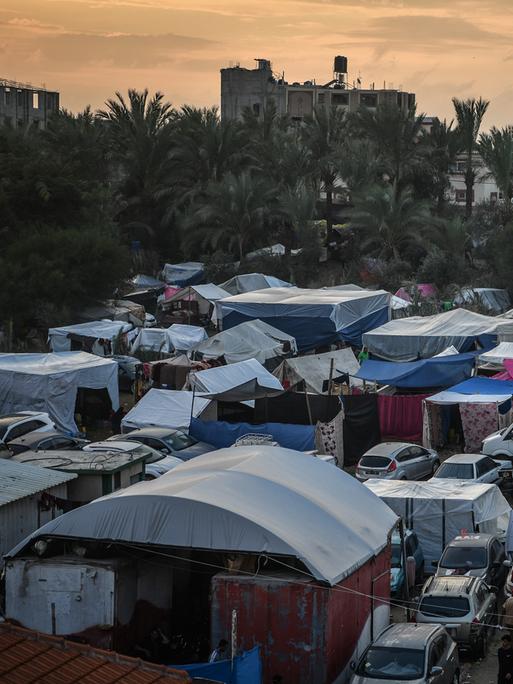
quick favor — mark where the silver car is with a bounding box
[350,623,459,683]
[356,442,440,482]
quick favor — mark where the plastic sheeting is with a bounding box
[190,358,284,401]
[220,273,293,295]
[130,325,207,353]
[193,320,297,365]
[7,445,398,586]
[274,348,361,394]
[454,288,511,314]
[356,352,476,388]
[131,274,165,289]
[179,647,262,684]
[122,388,212,431]
[365,479,510,566]
[189,416,315,451]
[363,308,512,361]
[161,262,204,286]
[427,377,513,405]
[0,352,119,434]
[48,320,130,353]
[217,287,391,350]
[479,342,513,366]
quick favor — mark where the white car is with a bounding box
[83,440,182,479]
[481,425,513,476]
[431,454,502,484]
[0,412,56,445]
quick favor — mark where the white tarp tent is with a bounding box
[48,320,130,354]
[122,389,213,432]
[273,348,362,393]
[167,325,208,351]
[0,352,119,434]
[189,358,284,402]
[365,479,510,567]
[454,288,511,314]
[130,325,207,354]
[479,342,513,367]
[8,446,398,586]
[220,273,293,295]
[193,320,297,365]
[363,308,512,361]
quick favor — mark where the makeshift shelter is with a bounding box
[159,283,230,325]
[217,287,391,350]
[0,352,119,434]
[454,287,511,314]
[363,308,511,361]
[122,388,215,432]
[479,342,513,368]
[189,358,284,402]
[395,283,438,303]
[365,479,510,567]
[274,347,361,393]
[190,417,315,451]
[130,324,207,354]
[131,274,165,290]
[161,262,204,286]
[79,300,146,327]
[220,273,293,295]
[48,320,130,355]
[424,377,513,452]
[193,320,297,366]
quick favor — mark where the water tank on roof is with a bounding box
[334,56,348,74]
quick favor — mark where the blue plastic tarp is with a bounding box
[162,262,204,286]
[356,353,477,388]
[179,647,262,684]
[190,417,315,451]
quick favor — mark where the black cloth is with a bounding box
[254,393,341,425]
[342,394,381,466]
[498,646,513,684]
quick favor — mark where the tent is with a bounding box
[79,300,146,327]
[130,325,207,354]
[48,320,130,354]
[365,479,510,567]
[274,348,361,393]
[161,262,204,286]
[454,288,511,314]
[363,308,511,361]
[479,342,513,367]
[190,417,315,451]
[193,320,297,365]
[131,274,165,290]
[220,273,293,295]
[0,352,119,434]
[395,283,438,303]
[8,445,398,586]
[356,352,476,389]
[122,388,214,432]
[189,358,284,402]
[167,325,208,352]
[217,287,391,350]
[159,283,232,326]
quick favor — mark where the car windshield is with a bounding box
[419,596,470,618]
[132,445,164,464]
[360,455,391,468]
[391,543,402,569]
[164,431,197,451]
[357,647,424,680]
[434,462,474,479]
[440,546,487,570]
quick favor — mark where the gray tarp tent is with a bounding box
[189,358,284,402]
[7,446,398,586]
[454,288,511,314]
[48,320,130,354]
[273,347,362,393]
[0,352,119,434]
[122,388,214,431]
[220,273,293,295]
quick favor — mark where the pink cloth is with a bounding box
[459,403,498,452]
[378,394,430,443]
[395,284,437,303]
[491,360,513,381]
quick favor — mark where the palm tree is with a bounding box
[479,126,513,215]
[350,183,432,260]
[452,97,490,218]
[423,118,460,214]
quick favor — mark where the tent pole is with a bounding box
[304,384,314,425]
[190,384,196,425]
[327,358,335,397]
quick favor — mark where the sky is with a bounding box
[1,0,513,127]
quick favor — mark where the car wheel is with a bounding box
[431,460,440,474]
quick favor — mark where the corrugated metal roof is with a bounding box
[0,459,76,506]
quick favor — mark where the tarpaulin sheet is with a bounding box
[454,288,511,314]
[356,353,476,388]
[378,394,430,442]
[479,342,513,366]
[254,393,341,425]
[48,320,129,353]
[167,324,208,351]
[122,389,212,431]
[217,287,391,350]
[220,273,293,295]
[274,348,361,393]
[162,262,204,286]
[342,394,381,466]
[179,647,262,683]
[427,376,513,405]
[190,416,315,451]
[190,358,284,401]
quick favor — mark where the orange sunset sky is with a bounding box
[2,0,513,127]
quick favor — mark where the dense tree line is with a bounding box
[1,90,512,337]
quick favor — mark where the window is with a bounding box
[492,540,505,563]
[7,419,45,441]
[397,93,403,108]
[476,457,497,476]
[359,455,391,468]
[114,471,121,490]
[166,431,197,451]
[331,92,349,106]
[4,88,11,106]
[433,462,474,479]
[356,647,424,680]
[396,448,415,463]
[317,93,326,104]
[455,189,475,203]
[360,93,378,108]
[440,546,487,569]
[102,474,113,495]
[17,90,24,106]
[419,596,470,618]
[130,472,143,485]
[409,446,426,458]
[32,92,39,109]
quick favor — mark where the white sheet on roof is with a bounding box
[220,273,293,295]
[0,352,119,434]
[365,479,510,566]
[189,358,283,401]
[273,347,361,393]
[9,445,398,585]
[167,325,207,351]
[122,388,212,431]
[363,308,512,361]
[48,320,130,353]
[193,320,297,365]
[426,390,512,405]
[479,342,513,366]
[130,325,206,353]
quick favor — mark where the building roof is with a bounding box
[11,449,145,475]
[0,459,76,507]
[0,623,190,683]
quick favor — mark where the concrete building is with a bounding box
[0,78,59,129]
[221,56,415,121]
[449,153,501,207]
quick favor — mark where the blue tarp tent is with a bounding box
[216,287,390,350]
[190,417,315,451]
[179,646,262,684]
[161,262,204,286]
[356,352,477,389]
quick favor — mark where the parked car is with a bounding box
[355,442,440,482]
[435,534,507,588]
[7,430,90,456]
[432,454,502,484]
[0,412,56,445]
[350,623,459,683]
[82,439,182,479]
[416,575,497,657]
[108,427,215,462]
[391,529,425,595]
[481,426,513,480]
